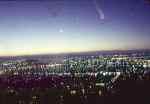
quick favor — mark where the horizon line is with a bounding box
[0,48,150,57]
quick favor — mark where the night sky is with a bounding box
[0,0,150,56]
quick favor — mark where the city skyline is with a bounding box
[0,0,150,56]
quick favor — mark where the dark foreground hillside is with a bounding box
[0,73,149,104]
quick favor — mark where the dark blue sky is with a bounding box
[0,0,150,56]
